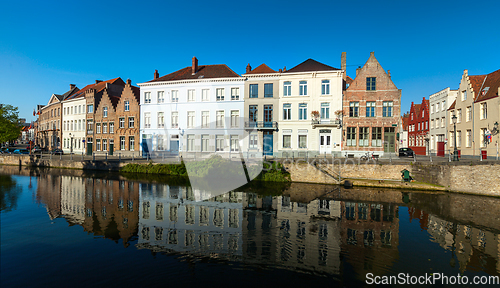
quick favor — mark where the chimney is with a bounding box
[106,83,109,89]
[279,69,282,73]
[70,84,76,89]
[246,63,251,73]
[356,66,361,76]
[341,52,346,81]
[154,70,159,80]
[95,80,102,84]
[387,70,391,78]
[192,56,198,75]
[126,79,131,85]
[370,51,375,57]
[283,66,287,72]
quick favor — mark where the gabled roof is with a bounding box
[284,59,340,73]
[244,63,277,75]
[469,75,487,101]
[473,69,500,103]
[148,64,240,83]
[402,114,410,130]
[66,78,123,100]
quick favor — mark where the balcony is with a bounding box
[312,119,341,129]
[244,121,278,131]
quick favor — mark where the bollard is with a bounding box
[390,152,392,163]
[480,149,483,162]
[162,152,165,161]
[59,153,62,160]
[430,154,432,162]
[71,153,73,161]
[93,153,95,161]
[81,153,83,161]
[105,153,108,161]
[119,153,121,162]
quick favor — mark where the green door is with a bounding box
[87,143,93,155]
[384,127,395,153]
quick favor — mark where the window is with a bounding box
[201,111,209,128]
[96,123,101,134]
[231,110,239,128]
[299,81,307,95]
[298,103,307,120]
[201,135,209,152]
[101,107,107,117]
[96,139,101,151]
[442,101,445,111]
[359,127,369,147]
[283,135,291,148]
[457,131,461,147]
[466,106,471,122]
[87,120,93,133]
[124,100,130,111]
[129,136,135,151]
[216,111,224,128]
[264,105,273,124]
[264,83,273,98]
[457,109,462,123]
[171,112,178,128]
[349,102,359,117]
[144,92,151,103]
[109,122,114,134]
[422,109,425,117]
[157,135,164,150]
[187,134,195,151]
[128,117,134,128]
[202,89,209,101]
[216,88,224,101]
[103,123,107,134]
[231,88,239,100]
[462,90,467,101]
[249,105,258,123]
[78,120,81,131]
[347,127,356,146]
[441,117,445,128]
[158,112,164,128]
[188,89,195,102]
[431,104,434,114]
[320,103,329,119]
[216,135,224,151]
[187,111,195,128]
[298,135,307,148]
[431,119,434,130]
[283,104,291,120]
[157,91,164,103]
[171,90,178,102]
[283,81,291,96]
[383,101,393,117]
[366,101,376,117]
[366,77,376,91]
[372,127,382,147]
[322,80,330,95]
[230,135,239,152]
[119,117,125,128]
[480,128,487,147]
[87,104,94,113]
[102,139,107,151]
[249,133,258,149]
[480,103,487,119]
[71,106,73,115]
[249,84,258,98]
[466,130,472,147]
[144,113,150,128]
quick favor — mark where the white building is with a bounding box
[138,57,246,158]
[62,89,87,154]
[428,87,457,154]
[278,59,343,157]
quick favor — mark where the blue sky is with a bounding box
[1,0,499,122]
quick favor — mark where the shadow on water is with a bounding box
[0,174,21,212]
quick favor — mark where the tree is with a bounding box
[0,104,22,144]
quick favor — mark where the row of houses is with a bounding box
[401,69,499,158]
[35,52,402,157]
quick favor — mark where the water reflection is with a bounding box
[0,174,22,212]
[6,166,497,282]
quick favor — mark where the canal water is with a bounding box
[1,166,499,287]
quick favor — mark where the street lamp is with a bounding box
[69,133,73,154]
[452,114,459,161]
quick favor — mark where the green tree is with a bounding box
[0,104,22,144]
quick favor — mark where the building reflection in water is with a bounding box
[33,172,500,277]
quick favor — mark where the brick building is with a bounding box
[408,97,430,155]
[114,80,141,156]
[84,78,126,155]
[342,52,401,156]
[37,85,79,150]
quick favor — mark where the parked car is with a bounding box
[13,149,30,155]
[51,149,64,155]
[31,147,43,153]
[1,148,16,154]
[398,147,414,158]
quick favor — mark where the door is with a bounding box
[263,131,273,156]
[384,127,395,153]
[86,143,92,155]
[109,143,114,156]
[437,142,445,157]
[142,138,152,157]
[319,130,331,154]
[170,140,179,155]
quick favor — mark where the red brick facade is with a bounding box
[408,98,429,155]
[342,52,401,155]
